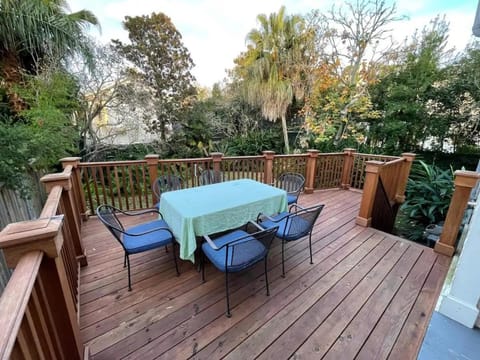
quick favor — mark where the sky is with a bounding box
[68,0,478,88]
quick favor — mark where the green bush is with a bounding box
[401,160,454,226]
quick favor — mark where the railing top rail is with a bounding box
[0,250,43,359]
[317,152,345,156]
[40,186,63,218]
[354,153,400,160]
[158,157,211,163]
[79,160,147,167]
[382,157,405,167]
[221,155,264,160]
[275,154,310,158]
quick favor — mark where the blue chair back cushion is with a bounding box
[261,212,312,241]
[123,219,173,254]
[202,230,267,272]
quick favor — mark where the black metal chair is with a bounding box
[152,174,183,209]
[276,172,305,205]
[200,222,278,317]
[96,205,179,291]
[199,169,224,185]
[258,203,324,277]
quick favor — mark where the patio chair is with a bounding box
[200,222,278,317]
[199,169,224,185]
[96,205,179,291]
[258,203,324,277]
[276,172,305,205]
[152,174,183,209]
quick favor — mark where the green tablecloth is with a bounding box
[159,179,288,262]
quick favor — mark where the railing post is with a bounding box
[305,150,319,194]
[262,151,275,185]
[145,154,159,205]
[41,172,87,267]
[61,157,88,221]
[341,148,356,189]
[395,153,416,203]
[434,171,480,257]
[356,161,383,227]
[210,152,223,172]
[0,216,82,359]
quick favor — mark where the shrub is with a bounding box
[401,160,454,226]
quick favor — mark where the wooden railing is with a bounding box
[75,150,410,216]
[356,153,415,230]
[0,165,85,359]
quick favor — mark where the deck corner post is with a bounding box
[341,148,356,189]
[210,152,224,173]
[61,157,88,222]
[145,154,160,205]
[305,149,319,194]
[395,153,416,203]
[356,160,383,227]
[262,151,275,185]
[434,171,480,257]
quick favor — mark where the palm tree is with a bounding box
[0,0,99,81]
[243,6,312,153]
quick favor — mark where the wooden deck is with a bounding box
[79,189,450,360]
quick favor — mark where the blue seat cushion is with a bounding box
[202,230,267,273]
[123,219,173,254]
[261,212,311,241]
[287,194,298,204]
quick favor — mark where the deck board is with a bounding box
[79,188,450,360]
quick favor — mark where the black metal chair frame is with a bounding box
[96,205,179,291]
[200,221,278,317]
[258,203,324,277]
[277,172,305,205]
[152,174,183,204]
[199,169,224,186]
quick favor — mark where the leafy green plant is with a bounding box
[401,160,454,226]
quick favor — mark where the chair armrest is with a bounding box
[203,234,219,250]
[257,212,290,223]
[289,203,308,213]
[248,220,265,231]
[116,208,164,219]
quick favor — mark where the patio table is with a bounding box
[159,179,288,262]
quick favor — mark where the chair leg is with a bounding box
[309,233,313,265]
[281,239,286,278]
[126,254,132,291]
[201,251,206,283]
[172,242,179,276]
[165,245,169,253]
[225,271,231,318]
[123,253,127,268]
[264,257,270,296]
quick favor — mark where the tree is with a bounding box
[236,6,315,153]
[368,17,450,152]
[309,0,402,145]
[0,0,98,85]
[433,43,480,151]
[112,12,196,141]
[72,43,151,160]
[0,68,80,194]
[0,0,98,193]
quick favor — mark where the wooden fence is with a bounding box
[0,164,86,359]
